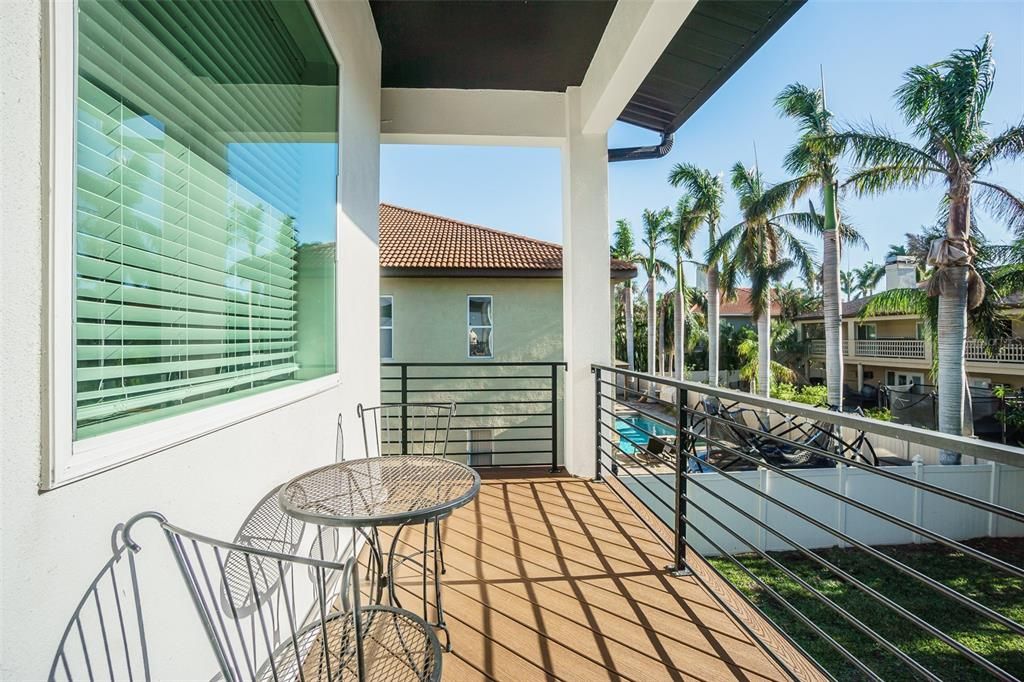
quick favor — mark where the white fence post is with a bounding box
[988,461,1002,537]
[836,463,848,549]
[757,467,768,551]
[912,456,924,543]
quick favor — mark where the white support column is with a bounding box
[562,87,610,477]
[857,363,864,391]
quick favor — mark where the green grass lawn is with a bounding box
[707,538,1024,680]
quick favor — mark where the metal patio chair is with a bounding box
[122,513,441,682]
[356,403,456,633]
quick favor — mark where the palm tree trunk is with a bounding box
[757,309,771,398]
[647,278,656,378]
[658,299,667,375]
[624,281,635,371]
[707,267,720,387]
[937,266,969,464]
[675,259,685,381]
[937,190,971,464]
[822,181,844,408]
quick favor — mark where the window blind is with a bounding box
[74,0,338,439]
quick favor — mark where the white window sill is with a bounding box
[44,374,340,490]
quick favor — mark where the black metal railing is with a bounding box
[382,362,566,471]
[592,364,1024,681]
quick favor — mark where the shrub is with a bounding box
[864,407,893,421]
[771,383,828,407]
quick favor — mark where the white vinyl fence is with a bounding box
[626,462,1024,557]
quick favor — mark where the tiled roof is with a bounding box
[379,204,637,275]
[720,287,782,317]
[795,289,1024,321]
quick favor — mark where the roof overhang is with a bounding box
[381,267,637,281]
[371,0,804,137]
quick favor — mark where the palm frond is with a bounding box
[833,127,945,174]
[974,122,1024,172]
[844,163,937,197]
[973,180,1024,238]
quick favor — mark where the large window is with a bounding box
[468,296,493,358]
[380,296,393,360]
[73,0,339,441]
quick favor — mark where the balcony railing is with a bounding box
[381,361,566,470]
[966,338,1024,363]
[807,338,846,356]
[592,364,1024,680]
[854,338,926,358]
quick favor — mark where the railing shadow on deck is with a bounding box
[592,364,1024,681]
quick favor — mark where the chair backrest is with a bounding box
[122,513,365,682]
[49,527,150,682]
[357,402,455,458]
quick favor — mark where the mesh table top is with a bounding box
[278,456,481,527]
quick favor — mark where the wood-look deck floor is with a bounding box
[377,469,789,682]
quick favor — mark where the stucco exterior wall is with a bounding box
[0,1,381,677]
[381,276,564,362]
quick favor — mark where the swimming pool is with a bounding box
[614,415,675,455]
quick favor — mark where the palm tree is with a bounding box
[775,81,847,408]
[840,270,856,301]
[611,219,641,370]
[854,261,885,297]
[639,208,674,378]
[666,195,702,379]
[668,164,726,385]
[710,162,816,398]
[835,36,1024,461]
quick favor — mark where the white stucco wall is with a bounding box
[0,1,381,678]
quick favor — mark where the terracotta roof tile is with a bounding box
[720,287,782,317]
[379,204,636,274]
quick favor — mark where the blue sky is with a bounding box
[381,0,1024,288]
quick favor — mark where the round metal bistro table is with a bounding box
[278,456,480,650]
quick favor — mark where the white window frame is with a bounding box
[44,0,344,489]
[467,295,494,359]
[380,295,394,360]
[856,323,878,340]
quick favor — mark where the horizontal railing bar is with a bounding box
[446,412,553,419]
[676,501,889,681]
[694,425,1024,581]
[597,445,675,514]
[383,375,554,381]
[682,471,964,679]
[691,405,1024,524]
[384,361,567,367]
[598,404,676,441]
[597,434,676,494]
[602,398,678,431]
[382,437,552,445]
[683,442,1024,637]
[471,462,555,468]
[597,419,669,466]
[401,387,552,394]
[599,377,676,409]
[394,424,551,431]
[594,364,1024,466]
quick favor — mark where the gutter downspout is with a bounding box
[608,132,673,163]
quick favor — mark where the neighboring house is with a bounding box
[378,204,636,363]
[796,261,1024,392]
[719,287,783,329]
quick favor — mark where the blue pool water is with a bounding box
[615,415,675,454]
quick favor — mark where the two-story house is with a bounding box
[796,257,1024,393]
